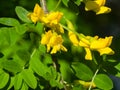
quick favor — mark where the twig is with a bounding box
[88,65,100,90]
[40,0,48,14]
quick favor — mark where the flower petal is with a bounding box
[85,48,92,60]
[97,47,114,55]
[95,6,111,15]
[90,36,113,49]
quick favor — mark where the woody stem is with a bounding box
[40,0,48,14]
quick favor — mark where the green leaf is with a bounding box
[71,62,93,80]
[74,0,82,6]
[72,85,85,90]
[21,69,37,89]
[35,22,44,35]
[43,54,53,65]
[1,60,22,73]
[94,74,113,90]
[59,60,73,82]
[14,73,23,90]
[16,49,30,63]
[15,6,32,23]
[0,27,20,46]
[7,76,15,90]
[21,82,29,90]
[30,50,49,78]
[0,71,9,89]
[62,0,69,6]
[0,18,20,26]
[15,24,27,35]
[115,62,120,71]
[39,44,46,55]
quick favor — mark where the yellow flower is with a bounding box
[28,4,64,33]
[28,4,44,23]
[84,0,111,14]
[79,35,114,60]
[74,80,96,88]
[68,31,79,46]
[41,30,67,54]
[42,12,64,33]
[67,19,79,46]
[90,36,114,55]
[43,12,63,26]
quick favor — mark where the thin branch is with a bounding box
[54,0,62,10]
[40,0,48,14]
[88,65,100,90]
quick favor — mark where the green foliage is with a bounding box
[61,0,82,6]
[15,6,32,23]
[1,60,22,74]
[0,0,120,90]
[72,62,93,80]
[0,70,9,89]
[0,18,20,26]
[14,73,23,90]
[21,69,37,89]
[94,74,113,90]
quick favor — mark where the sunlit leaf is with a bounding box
[15,24,27,35]
[1,60,22,73]
[0,71,9,89]
[21,69,37,89]
[0,18,20,26]
[0,27,20,46]
[7,76,15,90]
[71,62,93,80]
[15,6,32,23]
[35,22,44,35]
[21,82,28,90]
[14,73,23,90]
[94,74,113,90]
[30,50,49,78]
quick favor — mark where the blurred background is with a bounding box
[0,0,120,89]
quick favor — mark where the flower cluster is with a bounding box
[69,32,114,60]
[28,4,67,54]
[83,0,111,15]
[67,20,114,60]
[41,30,67,54]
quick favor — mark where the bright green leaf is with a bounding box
[30,49,49,78]
[0,71,9,89]
[43,54,53,65]
[94,74,113,90]
[1,60,22,73]
[15,6,32,23]
[0,18,20,26]
[62,0,69,6]
[71,62,93,80]
[39,44,46,55]
[15,24,27,35]
[14,73,23,90]
[21,82,28,90]
[0,27,20,46]
[7,76,15,90]
[35,22,44,35]
[21,69,37,89]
